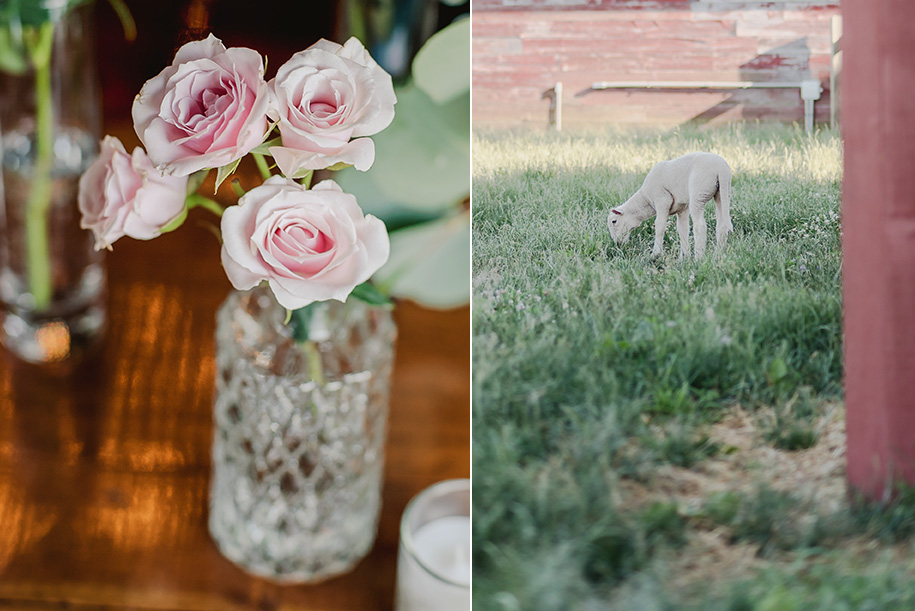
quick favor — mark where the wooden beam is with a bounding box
[843,0,915,501]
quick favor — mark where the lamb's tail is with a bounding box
[715,169,733,246]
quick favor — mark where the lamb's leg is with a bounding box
[715,172,733,248]
[690,199,707,259]
[652,208,669,257]
[676,210,690,259]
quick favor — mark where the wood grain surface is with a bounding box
[0,141,470,610]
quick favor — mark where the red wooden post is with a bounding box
[843,0,915,500]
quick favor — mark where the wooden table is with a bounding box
[0,160,470,608]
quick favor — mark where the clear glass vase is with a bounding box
[209,287,397,583]
[0,3,105,363]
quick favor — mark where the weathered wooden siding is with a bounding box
[472,0,840,128]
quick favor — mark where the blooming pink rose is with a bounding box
[78,136,189,250]
[132,34,270,177]
[268,37,396,178]
[220,176,389,309]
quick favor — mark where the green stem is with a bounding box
[106,0,137,41]
[287,304,325,384]
[302,340,325,386]
[187,194,225,218]
[23,22,56,311]
[301,170,314,189]
[230,178,245,198]
[253,152,271,181]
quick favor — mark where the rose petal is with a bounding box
[132,34,269,176]
[219,176,389,307]
[78,136,188,248]
[268,38,395,174]
[173,33,227,65]
[221,244,263,291]
[270,137,374,177]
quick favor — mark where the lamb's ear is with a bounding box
[611,209,623,215]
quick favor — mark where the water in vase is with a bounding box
[0,127,105,363]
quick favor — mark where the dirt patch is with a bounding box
[617,404,850,598]
[619,404,846,512]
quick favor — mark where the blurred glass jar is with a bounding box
[0,1,106,364]
[336,0,438,83]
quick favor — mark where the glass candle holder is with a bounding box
[396,479,470,611]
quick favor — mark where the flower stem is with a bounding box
[187,194,225,218]
[253,152,271,181]
[24,22,56,311]
[302,340,325,386]
[287,304,325,384]
[230,178,245,198]
[301,170,314,189]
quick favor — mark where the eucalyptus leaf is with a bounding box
[374,213,470,309]
[412,17,469,104]
[335,83,469,214]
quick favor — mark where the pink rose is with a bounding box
[267,38,396,178]
[78,136,189,250]
[132,34,270,177]
[220,176,389,309]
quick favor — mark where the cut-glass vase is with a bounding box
[209,286,397,583]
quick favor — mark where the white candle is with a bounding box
[412,516,471,585]
[396,481,470,611]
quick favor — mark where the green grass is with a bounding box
[696,554,915,611]
[472,124,847,609]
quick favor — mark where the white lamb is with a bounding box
[608,152,733,259]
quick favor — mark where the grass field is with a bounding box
[472,125,915,609]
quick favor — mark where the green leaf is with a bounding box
[288,304,314,343]
[335,83,469,215]
[214,158,242,193]
[186,169,209,195]
[0,26,28,74]
[0,0,91,29]
[767,357,788,385]
[158,206,188,234]
[250,136,283,156]
[373,212,470,309]
[349,282,393,307]
[412,17,470,104]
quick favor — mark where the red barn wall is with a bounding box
[472,0,840,128]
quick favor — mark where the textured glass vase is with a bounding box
[0,3,105,363]
[209,286,397,583]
